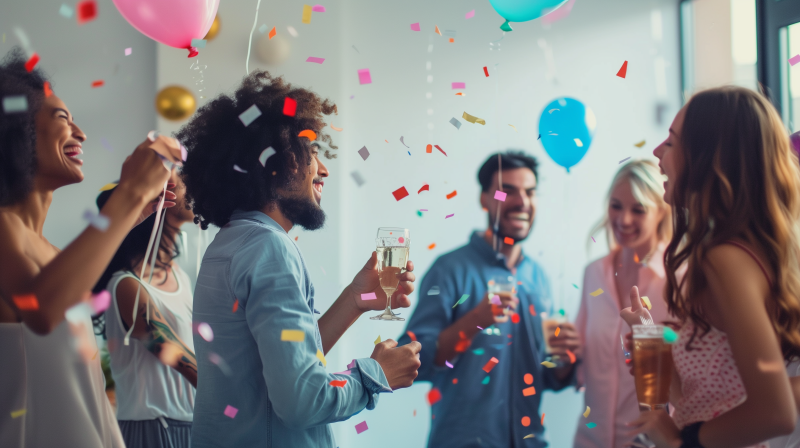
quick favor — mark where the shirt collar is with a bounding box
[230,209,287,235]
[469,231,529,268]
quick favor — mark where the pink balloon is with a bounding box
[112,0,219,57]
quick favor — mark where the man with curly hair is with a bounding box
[178,71,422,448]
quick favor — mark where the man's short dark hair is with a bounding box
[177,70,337,229]
[477,150,539,192]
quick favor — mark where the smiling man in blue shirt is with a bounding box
[398,151,582,448]
[177,71,422,448]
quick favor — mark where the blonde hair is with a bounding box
[589,160,672,251]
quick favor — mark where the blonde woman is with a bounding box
[574,160,673,448]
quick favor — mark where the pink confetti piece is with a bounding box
[91,291,111,313]
[445,360,453,368]
[451,82,466,89]
[445,214,454,219]
[306,57,325,64]
[791,55,800,66]
[334,369,351,375]
[410,22,420,31]
[355,421,369,434]
[494,190,507,201]
[490,294,501,305]
[361,292,377,301]
[465,9,475,19]
[197,322,214,342]
[312,4,326,12]
[223,405,238,419]
[357,68,372,85]
[124,47,132,56]
[420,209,428,211]
[347,359,356,369]
[477,326,484,330]
[591,236,596,243]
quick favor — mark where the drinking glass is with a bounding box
[370,228,410,321]
[632,324,674,410]
[540,310,568,355]
[486,275,516,322]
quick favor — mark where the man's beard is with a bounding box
[277,194,326,231]
[489,214,534,243]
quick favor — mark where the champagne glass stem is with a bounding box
[384,289,394,314]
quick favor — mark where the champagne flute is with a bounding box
[370,227,410,321]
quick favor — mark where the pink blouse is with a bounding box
[573,246,673,448]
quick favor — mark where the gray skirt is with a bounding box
[118,417,191,448]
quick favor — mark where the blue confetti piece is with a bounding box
[586,422,597,428]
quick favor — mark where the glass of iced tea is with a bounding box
[632,324,673,410]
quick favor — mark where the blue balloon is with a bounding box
[538,98,597,172]
[488,0,568,23]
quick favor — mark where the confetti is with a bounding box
[483,66,489,77]
[287,26,299,37]
[258,24,268,33]
[451,82,465,89]
[361,292,377,301]
[634,140,646,148]
[43,81,53,98]
[306,57,325,64]
[511,313,520,324]
[357,146,370,161]
[482,357,499,373]
[583,406,591,417]
[617,60,628,78]
[312,4,326,12]
[791,55,800,66]
[455,92,465,97]
[427,388,442,405]
[330,124,342,131]
[76,0,98,24]
[619,157,631,164]
[24,53,39,72]
[302,4,312,23]
[566,349,576,364]
[223,405,238,419]
[280,329,305,342]
[233,165,248,173]
[427,243,436,250]
[452,294,469,308]
[410,22,420,31]
[91,290,111,313]
[357,68,372,85]
[641,296,652,310]
[268,26,277,39]
[494,191,507,201]
[434,145,447,156]
[239,104,262,126]
[259,147,276,166]
[663,326,678,344]
[529,304,536,316]
[428,286,440,295]
[524,434,535,439]
[446,190,457,200]
[374,335,381,345]
[400,136,410,147]
[482,376,490,384]
[83,209,110,231]
[59,4,74,18]
[541,361,556,368]
[554,327,561,337]
[504,237,514,245]
[418,184,430,194]
[435,25,442,36]
[445,360,453,368]
[316,349,326,366]
[449,117,462,129]
[351,171,365,187]
[449,38,454,43]
[406,330,417,341]
[589,288,604,297]
[523,386,536,396]
[392,186,409,201]
[10,409,26,418]
[521,416,531,427]
[591,236,596,243]
[13,294,38,311]
[524,373,533,384]
[298,129,317,140]
[91,80,105,88]
[232,299,239,313]
[473,348,485,355]
[462,111,486,125]
[465,9,475,19]
[330,379,347,387]
[124,47,133,57]
[572,283,579,289]
[191,39,207,48]
[445,213,454,219]
[586,422,597,428]
[2,95,28,114]
[283,97,297,116]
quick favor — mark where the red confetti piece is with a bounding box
[427,243,436,250]
[91,80,104,88]
[529,304,536,316]
[434,145,447,156]
[232,299,239,313]
[283,97,297,116]
[482,357,499,373]
[427,387,442,405]
[392,186,409,201]
[511,313,520,324]
[13,294,39,311]
[446,190,457,199]
[566,349,576,364]
[483,66,489,77]
[418,184,430,194]
[521,416,531,427]
[523,386,536,396]
[330,379,348,387]
[406,330,417,341]
[503,237,514,245]
[77,0,98,24]
[426,144,432,153]
[524,373,533,385]
[616,60,628,78]
[24,53,39,72]
[452,378,458,384]
[43,81,53,98]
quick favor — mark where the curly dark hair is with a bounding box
[176,70,338,229]
[0,47,49,206]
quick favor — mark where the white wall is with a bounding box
[1,0,157,249]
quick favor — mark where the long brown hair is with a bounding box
[664,86,800,362]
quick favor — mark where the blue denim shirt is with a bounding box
[398,232,576,448]
[191,210,391,448]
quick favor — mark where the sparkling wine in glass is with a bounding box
[370,227,409,321]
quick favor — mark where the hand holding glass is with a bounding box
[370,228,410,321]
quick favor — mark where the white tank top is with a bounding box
[0,311,124,448]
[105,265,195,421]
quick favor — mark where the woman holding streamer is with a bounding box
[622,86,800,447]
[93,169,197,448]
[573,160,674,448]
[0,48,181,448]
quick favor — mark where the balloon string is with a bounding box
[145,207,168,325]
[245,0,263,75]
[494,154,502,253]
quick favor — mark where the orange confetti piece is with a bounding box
[330,379,347,387]
[449,38,454,43]
[634,253,640,263]
[522,386,536,396]
[524,373,533,385]
[413,409,417,416]
[268,26,277,39]
[529,304,536,316]
[566,349,576,364]
[455,92,465,96]
[541,413,545,425]
[330,123,343,131]
[426,144,432,153]
[446,190,457,199]
[13,294,39,311]
[521,416,531,427]
[435,25,442,36]
[427,387,442,405]
[554,327,561,337]
[503,237,514,245]
[43,81,52,98]
[406,330,417,342]
[298,129,317,141]
[482,357,499,373]
[294,236,299,241]
[428,243,436,250]
[232,299,239,313]
[91,80,104,88]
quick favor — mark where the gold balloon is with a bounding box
[204,15,221,41]
[155,86,196,121]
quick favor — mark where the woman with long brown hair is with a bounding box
[624,86,800,447]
